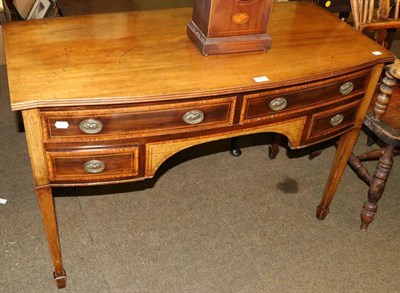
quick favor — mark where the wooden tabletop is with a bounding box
[3,1,394,111]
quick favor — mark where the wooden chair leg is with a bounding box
[268,134,281,159]
[360,144,396,231]
[347,152,372,185]
[308,149,322,160]
[358,148,385,160]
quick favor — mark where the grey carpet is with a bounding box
[1,62,399,293]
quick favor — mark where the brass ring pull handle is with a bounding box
[330,114,344,126]
[83,160,105,174]
[182,110,205,125]
[269,97,287,111]
[79,118,103,134]
[339,81,354,95]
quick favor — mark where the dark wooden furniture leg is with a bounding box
[230,137,242,156]
[347,60,400,230]
[268,134,281,159]
[360,144,396,231]
[308,149,322,160]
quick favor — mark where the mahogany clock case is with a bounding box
[187,0,273,55]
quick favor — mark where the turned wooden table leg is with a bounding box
[360,144,395,231]
[316,129,361,219]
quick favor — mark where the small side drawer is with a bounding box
[41,97,236,142]
[46,146,139,182]
[305,100,361,143]
[241,72,369,123]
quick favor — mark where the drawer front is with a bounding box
[241,72,369,123]
[41,97,236,142]
[46,146,139,182]
[304,100,361,143]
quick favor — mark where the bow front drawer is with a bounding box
[41,97,236,142]
[303,100,361,144]
[46,146,139,182]
[241,71,369,123]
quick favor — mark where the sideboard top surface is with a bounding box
[3,1,394,110]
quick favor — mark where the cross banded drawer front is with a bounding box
[41,97,236,142]
[305,101,361,143]
[46,146,139,182]
[241,72,369,123]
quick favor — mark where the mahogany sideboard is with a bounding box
[2,2,394,288]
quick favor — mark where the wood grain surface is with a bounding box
[3,2,394,110]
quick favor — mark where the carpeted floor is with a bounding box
[1,51,399,292]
